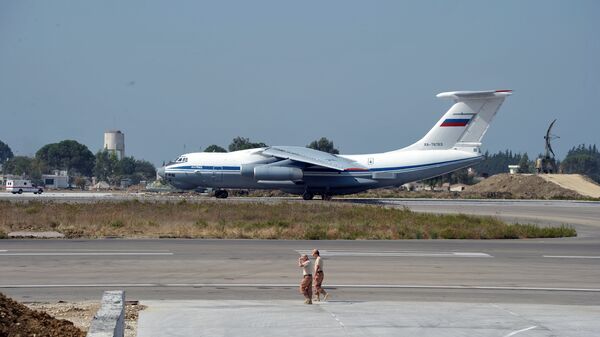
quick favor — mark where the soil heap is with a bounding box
[0,292,84,337]
[464,173,583,199]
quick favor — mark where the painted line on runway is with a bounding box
[296,250,492,258]
[2,283,599,292]
[0,249,172,252]
[0,252,173,256]
[0,284,158,288]
[504,326,537,337]
[544,255,600,259]
[0,250,6,252]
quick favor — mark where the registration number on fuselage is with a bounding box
[423,142,444,147]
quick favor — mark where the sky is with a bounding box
[0,0,598,166]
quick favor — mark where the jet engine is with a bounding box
[253,165,303,181]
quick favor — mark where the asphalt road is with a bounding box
[1,238,599,304]
[1,193,599,306]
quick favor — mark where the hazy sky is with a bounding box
[1,1,598,165]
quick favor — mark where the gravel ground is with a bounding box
[26,301,145,337]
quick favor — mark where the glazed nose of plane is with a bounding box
[157,166,166,179]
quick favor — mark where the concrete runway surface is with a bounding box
[2,193,599,335]
[137,300,600,337]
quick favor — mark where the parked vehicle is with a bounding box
[5,179,44,194]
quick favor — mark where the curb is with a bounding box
[87,290,125,337]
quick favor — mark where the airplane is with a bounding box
[158,89,512,200]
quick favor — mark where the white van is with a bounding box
[6,179,44,194]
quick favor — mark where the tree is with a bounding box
[132,159,156,181]
[518,153,532,173]
[307,137,339,154]
[204,144,227,153]
[95,152,156,185]
[0,140,14,163]
[117,157,137,176]
[2,156,45,180]
[73,176,87,190]
[561,144,600,183]
[93,150,119,183]
[477,150,531,176]
[2,156,33,176]
[228,137,267,152]
[36,140,95,176]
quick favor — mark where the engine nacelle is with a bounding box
[253,166,303,181]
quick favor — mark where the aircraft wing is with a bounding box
[262,146,368,171]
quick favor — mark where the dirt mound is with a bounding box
[539,174,600,198]
[464,174,583,199]
[0,292,84,337]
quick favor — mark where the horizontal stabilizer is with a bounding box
[436,90,512,100]
[402,89,512,151]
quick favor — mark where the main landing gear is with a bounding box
[321,194,332,201]
[215,189,228,199]
[302,191,314,200]
[302,191,333,201]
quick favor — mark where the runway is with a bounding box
[1,238,599,305]
[2,193,599,302]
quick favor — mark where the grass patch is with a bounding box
[0,200,576,240]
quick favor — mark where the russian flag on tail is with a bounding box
[441,118,470,127]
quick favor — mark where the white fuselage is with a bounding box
[159,89,511,197]
[162,147,482,195]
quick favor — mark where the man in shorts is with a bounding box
[312,249,330,301]
[298,254,313,304]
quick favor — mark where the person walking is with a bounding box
[312,249,330,301]
[298,254,313,304]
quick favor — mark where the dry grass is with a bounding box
[0,200,576,240]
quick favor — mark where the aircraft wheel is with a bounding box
[302,191,314,200]
[18,189,23,194]
[215,189,228,199]
[38,189,43,194]
[321,194,332,201]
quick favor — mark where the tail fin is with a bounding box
[402,90,512,151]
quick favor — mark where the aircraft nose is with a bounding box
[157,166,166,179]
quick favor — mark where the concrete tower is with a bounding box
[104,130,125,159]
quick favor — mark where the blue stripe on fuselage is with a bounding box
[169,165,241,171]
[166,157,482,174]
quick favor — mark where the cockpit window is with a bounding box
[175,156,188,163]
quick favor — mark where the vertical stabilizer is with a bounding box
[402,90,512,151]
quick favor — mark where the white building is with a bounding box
[42,170,69,189]
[104,130,125,159]
[508,165,520,174]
